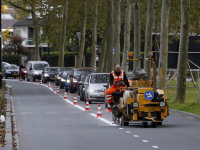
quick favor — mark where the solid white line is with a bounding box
[142,140,148,142]
[152,146,159,148]
[133,135,139,137]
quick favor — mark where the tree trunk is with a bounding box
[159,0,171,91]
[133,1,140,70]
[106,0,114,72]
[122,0,131,73]
[144,0,155,79]
[98,27,108,73]
[32,2,40,61]
[58,0,68,67]
[77,0,87,68]
[175,0,190,103]
[90,0,98,70]
[114,0,121,67]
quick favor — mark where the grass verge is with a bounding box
[167,80,200,115]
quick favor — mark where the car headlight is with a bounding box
[66,79,70,83]
[61,78,66,82]
[6,71,11,74]
[88,88,95,93]
[44,73,49,77]
[73,78,78,82]
[160,102,166,107]
[34,71,39,75]
[133,102,139,108]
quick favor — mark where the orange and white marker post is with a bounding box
[96,103,103,118]
[53,85,56,93]
[56,86,60,94]
[64,91,67,100]
[73,95,77,105]
[20,76,22,82]
[48,81,51,88]
[40,78,42,84]
[85,99,91,111]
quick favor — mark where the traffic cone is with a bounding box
[85,99,91,111]
[48,81,51,88]
[40,78,42,84]
[106,104,112,112]
[73,95,77,105]
[64,91,67,99]
[56,86,60,94]
[53,85,56,93]
[96,103,103,118]
[20,76,22,82]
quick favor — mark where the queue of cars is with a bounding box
[2,60,114,104]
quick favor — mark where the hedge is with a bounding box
[3,54,22,66]
[0,80,6,114]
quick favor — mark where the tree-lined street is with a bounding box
[5,79,200,150]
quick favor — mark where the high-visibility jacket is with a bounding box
[111,70,125,85]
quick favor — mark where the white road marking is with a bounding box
[20,112,33,115]
[133,135,139,137]
[126,131,131,133]
[119,128,123,129]
[152,146,159,148]
[142,140,148,142]
[45,111,58,114]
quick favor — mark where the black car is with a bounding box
[79,75,90,101]
[55,67,74,86]
[41,67,58,83]
[77,74,89,95]
[60,70,72,89]
[2,64,19,79]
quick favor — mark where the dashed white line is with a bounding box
[126,131,131,133]
[133,135,139,137]
[152,146,159,148]
[142,140,148,142]
[119,128,123,129]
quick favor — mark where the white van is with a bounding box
[26,61,50,81]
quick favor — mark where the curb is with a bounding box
[169,108,200,120]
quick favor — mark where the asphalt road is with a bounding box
[4,79,200,150]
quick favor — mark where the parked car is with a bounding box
[55,67,74,86]
[41,67,58,83]
[77,74,91,95]
[69,67,93,93]
[79,75,90,101]
[2,64,19,79]
[84,73,110,104]
[60,70,73,89]
[1,62,10,69]
[65,71,74,92]
[26,61,50,81]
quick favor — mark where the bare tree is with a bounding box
[58,0,68,67]
[175,0,190,103]
[77,0,87,68]
[159,0,171,91]
[144,0,155,78]
[90,0,98,70]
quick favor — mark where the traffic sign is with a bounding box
[144,91,154,100]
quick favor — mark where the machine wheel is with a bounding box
[151,112,157,128]
[124,122,129,126]
[60,85,64,89]
[32,76,35,82]
[44,78,47,83]
[5,75,8,79]
[120,117,129,126]
[70,88,75,93]
[157,122,162,125]
[27,76,30,81]
[142,112,148,128]
[14,77,16,79]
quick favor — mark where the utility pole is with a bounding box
[0,0,2,89]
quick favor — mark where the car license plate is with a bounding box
[13,74,18,76]
[101,95,105,97]
[52,78,55,80]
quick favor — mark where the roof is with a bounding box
[1,9,18,29]
[13,19,33,27]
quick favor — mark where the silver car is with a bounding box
[84,73,110,104]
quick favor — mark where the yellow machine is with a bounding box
[111,52,169,128]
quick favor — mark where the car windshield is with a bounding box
[90,74,110,83]
[67,71,74,77]
[6,65,18,69]
[45,68,57,73]
[74,70,92,77]
[63,71,69,77]
[33,64,49,70]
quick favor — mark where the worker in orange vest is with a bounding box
[105,64,129,110]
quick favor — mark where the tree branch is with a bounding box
[6,1,31,13]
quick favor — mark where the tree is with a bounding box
[175,0,190,103]
[58,0,68,67]
[3,35,31,55]
[105,0,114,72]
[77,0,87,68]
[144,0,155,78]
[158,0,171,91]
[122,0,131,73]
[133,1,141,70]
[90,0,98,70]
[113,0,121,67]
